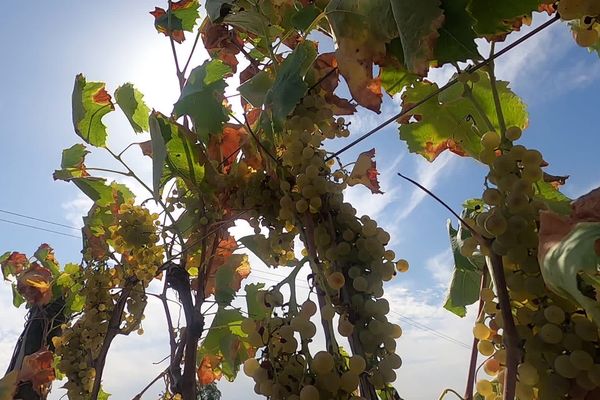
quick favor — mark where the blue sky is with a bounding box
[1,2,600,400]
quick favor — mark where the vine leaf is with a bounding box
[1,251,30,280]
[398,71,528,161]
[389,0,445,75]
[309,53,357,115]
[348,148,383,194]
[539,187,600,326]
[16,263,53,306]
[444,221,484,317]
[210,254,251,305]
[114,83,151,133]
[264,41,317,125]
[0,371,18,400]
[197,307,253,382]
[534,181,572,215]
[173,59,231,143]
[239,70,274,108]
[201,21,244,73]
[33,244,60,277]
[72,74,114,148]
[149,112,205,197]
[206,0,234,22]
[150,0,200,43]
[207,124,247,173]
[53,144,90,181]
[18,349,55,394]
[245,283,269,319]
[435,0,480,65]
[72,179,134,208]
[467,0,542,38]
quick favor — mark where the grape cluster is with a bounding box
[558,0,600,47]
[109,202,164,283]
[467,129,600,399]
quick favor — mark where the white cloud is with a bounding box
[394,151,456,221]
[61,193,93,228]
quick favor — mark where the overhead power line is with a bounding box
[0,218,81,239]
[0,208,80,231]
[390,310,471,349]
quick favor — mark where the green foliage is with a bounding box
[71,74,114,147]
[114,83,151,133]
[173,59,231,142]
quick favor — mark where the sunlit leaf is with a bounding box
[114,83,151,133]
[33,244,60,277]
[534,181,572,215]
[72,74,114,147]
[16,262,53,306]
[53,144,90,181]
[18,349,56,393]
[0,371,18,400]
[173,59,231,142]
[213,254,251,305]
[201,21,244,72]
[1,252,29,280]
[398,72,528,161]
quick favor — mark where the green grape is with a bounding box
[244,358,261,377]
[575,28,599,47]
[301,300,317,317]
[352,276,368,292]
[349,355,366,373]
[539,323,563,344]
[515,382,534,400]
[543,305,566,324]
[485,213,508,236]
[574,315,598,341]
[570,350,594,371]
[312,352,334,374]
[481,131,501,149]
[338,316,354,337]
[296,199,309,213]
[518,362,539,386]
[505,126,522,141]
[340,372,359,392]
[483,188,503,206]
[554,354,579,378]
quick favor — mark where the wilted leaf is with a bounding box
[201,21,244,72]
[34,244,60,277]
[207,124,247,173]
[348,149,383,194]
[213,254,251,305]
[150,0,200,43]
[1,252,29,280]
[72,74,114,147]
[18,349,55,393]
[173,59,231,142]
[138,140,153,157]
[198,355,223,385]
[17,263,53,306]
[115,83,151,133]
[399,72,528,161]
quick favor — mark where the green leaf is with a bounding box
[264,41,317,124]
[540,223,600,327]
[245,283,269,319]
[173,59,230,142]
[214,254,247,306]
[379,66,417,96]
[98,387,111,400]
[399,72,528,161]
[34,244,60,277]
[198,307,251,381]
[151,0,200,42]
[11,284,25,308]
[148,112,205,196]
[115,83,151,133]
[73,178,134,207]
[389,0,445,75]
[53,144,90,181]
[238,70,274,108]
[0,371,18,400]
[435,0,480,65]
[206,0,235,22]
[467,0,542,37]
[72,74,114,147]
[535,181,572,215]
[291,4,321,31]
[443,221,484,317]
[224,10,283,38]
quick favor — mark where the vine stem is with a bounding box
[486,44,507,140]
[90,282,135,399]
[132,367,169,400]
[487,251,520,400]
[439,388,466,400]
[464,268,488,400]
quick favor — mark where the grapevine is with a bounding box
[1,1,600,400]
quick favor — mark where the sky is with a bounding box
[1,2,600,400]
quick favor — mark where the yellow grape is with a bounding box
[575,28,599,47]
[476,379,494,397]
[326,272,345,290]
[518,362,539,386]
[505,126,522,141]
[312,351,334,374]
[396,259,409,273]
[243,358,261,377]
[349,355,366,373]
[478,340,495,356]
[481,131,501,149]
[300,385,319,400]
[473,322,491,340]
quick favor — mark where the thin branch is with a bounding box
[132,368,169,400]
[439,388,466,400]
[464,269,488,400]
[486,44,507,139]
